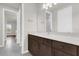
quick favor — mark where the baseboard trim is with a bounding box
[22,50,29,54]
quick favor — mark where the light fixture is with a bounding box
[42,3,52,10]
[47,3,52,8]
[43,3,48,9]
[42,3,57,10]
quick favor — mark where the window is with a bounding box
[7,24,12,30]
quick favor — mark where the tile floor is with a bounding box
[23,52,32,56]
[0,37,32,56]
[0,37,22,56]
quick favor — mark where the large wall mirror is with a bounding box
[44,3,79,35]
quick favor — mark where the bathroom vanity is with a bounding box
[28,33,79,56]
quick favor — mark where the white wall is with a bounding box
[22,3,38,53]
[52,11,57,32]
[22,3,46,53]
[57,6,72,33]
[72,4,79,33]
[24,4,37,32]
[37,4,46,32]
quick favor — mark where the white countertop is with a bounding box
[29,32,79,46]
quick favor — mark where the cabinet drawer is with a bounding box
[53,41,77,55]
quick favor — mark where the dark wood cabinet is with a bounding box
[28,35,39,56]
[28,34,52,56]
[51,40,54,56]
[54,49,70,56]
[39,38,51,56]
[31,39,39,56]
[53,41,77,56]
[28,34,79,56]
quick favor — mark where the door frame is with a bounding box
[21,3,25,54]
[2,8,20,47]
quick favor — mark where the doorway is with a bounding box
[5,9,17,46]
[2,8,21,55]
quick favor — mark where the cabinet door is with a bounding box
[39,38,51,56]
[54,49,70,56]
[40,44,51,56]
[31,39,39,56]
[54,40,77,56]
[28,35,39,56]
